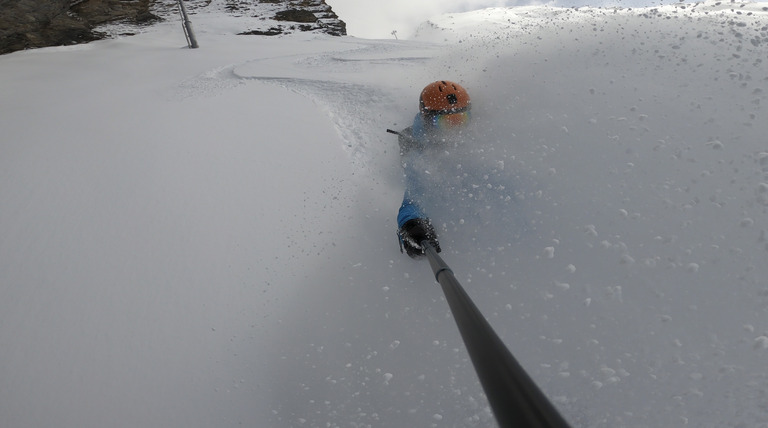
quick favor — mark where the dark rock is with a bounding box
[0,0,347,55]
[71,0,159,27]
[237,0,346,37]
[0,0,160,55]
[238,28,284,36]
[274,9,318,23]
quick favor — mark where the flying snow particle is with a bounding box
[754,336,768,350]
[686,263,700,273]
[620,254,635,265]
[544,247,555,258]
[706,140,724,150]
[759,152,768,171]
[757,184,768,205]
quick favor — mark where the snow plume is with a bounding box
[415,3,768,425]
[403,130,533,256]
[328,0,519,38]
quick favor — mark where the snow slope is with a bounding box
[1,2,768,427]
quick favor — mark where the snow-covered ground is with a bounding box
[2,1,768,427]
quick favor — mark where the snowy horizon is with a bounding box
[2,1,768,427]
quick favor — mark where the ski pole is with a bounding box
[421,241,572,428]
[177,0,199,48]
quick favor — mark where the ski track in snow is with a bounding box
[175,39,444,167]
[175,64,247,99]
[246,77,389,164]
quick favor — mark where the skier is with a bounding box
[394,80,472,258]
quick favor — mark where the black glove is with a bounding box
[398,218,441,258]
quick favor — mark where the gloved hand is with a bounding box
[398,218,441,258]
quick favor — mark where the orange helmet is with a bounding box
[419,80,471,114]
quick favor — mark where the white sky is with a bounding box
[325,0,515,39]
[325,0,675,39]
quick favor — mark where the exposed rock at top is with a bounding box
[0,0,347,56]
[274,9,318,23]
[0,0,160,55]
[231,0,346,37]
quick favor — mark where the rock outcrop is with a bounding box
[0,0,347,56]
[0,0,160,55]
[228,0,347,37]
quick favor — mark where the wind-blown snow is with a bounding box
[1,2,767,427]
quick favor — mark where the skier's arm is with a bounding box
[396,150,440,257]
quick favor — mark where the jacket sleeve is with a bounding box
[397,193,425,228]
[397,142,427,228]
[397,118,428,228]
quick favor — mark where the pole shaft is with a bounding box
[178,0,199,48]
[423,242,572,428]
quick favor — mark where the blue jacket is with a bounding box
[397,114,431,229]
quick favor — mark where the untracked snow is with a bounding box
[1,2,768,427]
